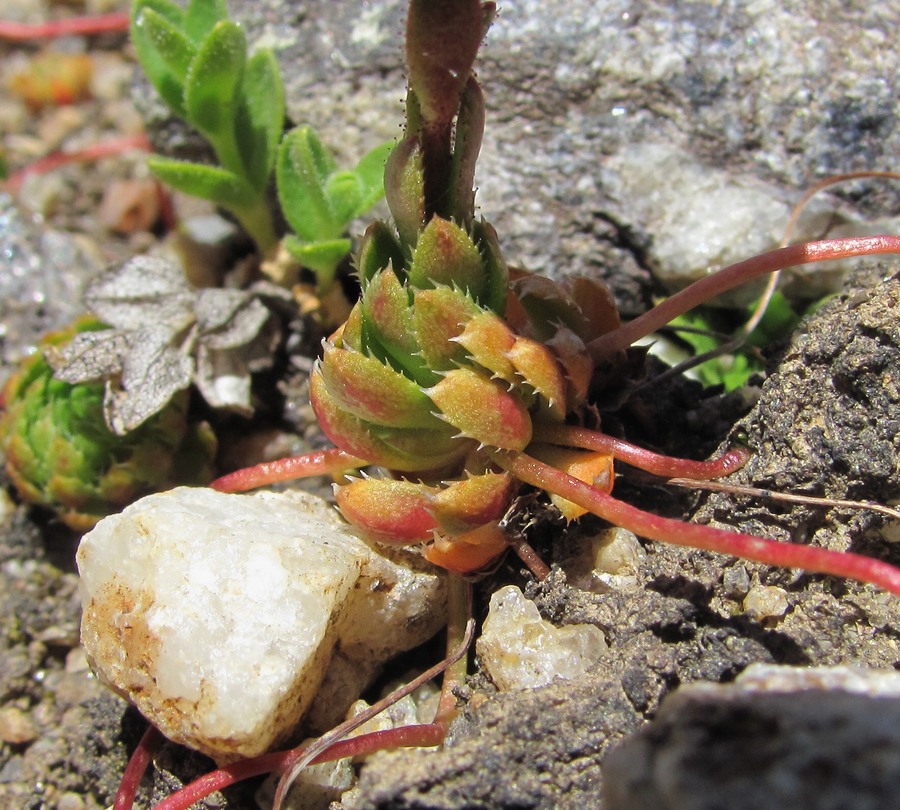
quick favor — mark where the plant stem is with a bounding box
[211,448,365,492]
[589,235,900,359]
[433,575,473,726]
[271,601,475,810]
[491,450,900,596]
[0,13,129,41]
[532,424,750,480]
[233,199,279,257]
[114,724,165,810]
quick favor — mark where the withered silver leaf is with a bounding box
[85,256,196,333]
[46,329,129,383]
[103,325,195,435]
[54,256,294,434]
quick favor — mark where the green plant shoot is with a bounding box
[131,0,284,254]
[277,127,394,290]
[131,0,392,289]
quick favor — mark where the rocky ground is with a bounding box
[1,1,899,809]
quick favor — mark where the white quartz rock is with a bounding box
[476,585,607,691]
[77,487,446,762]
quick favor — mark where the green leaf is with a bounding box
[747,290,799,347]
[138,8,196,82]
[147,156,255,210]
[356,221,406,288]
[277,126,339,241]
[383,136,426,249]
[131,1,190,116]
[325,171,363,226]
[234,49,285,191]
[447,77,484,226]
[184,20,246,143]
[183,0,228,44]
[425,368,533,451]
[282,236,351,277]
[319,345,440,429]
[353,141,394,214]
[408,216,484,295]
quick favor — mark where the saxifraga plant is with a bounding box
[113,1,899,807]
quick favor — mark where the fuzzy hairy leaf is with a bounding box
[184,20,246,144]
[356,221,406,288]
[310,368,464,471]
[426,368,532,450]
[131,1,191,116]
[283,236,351,277]
[319,345,439,429]
[277,125,339,241]
[406,0,485,127]
[183,0,228,43]
[447,76,485,226]
[234,48,284,191]
[408,216,484,295]
[413,286,479,371]
[336,478,437,541]
[147,156,256,210]
[360,269,436,385]
[383,136,426,249]
[353,140,394,214]
[431,472,518,532]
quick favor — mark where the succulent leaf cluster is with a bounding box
[308,0,621,571]
[0,318,217,531]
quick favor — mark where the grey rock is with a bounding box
[354,673,638,810]
[602,665,900,810]
[144,0,898,314]
[693,265,900,559]
[0,193,103,381]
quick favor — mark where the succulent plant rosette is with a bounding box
[215,0,900,597]
[0,319,216,531]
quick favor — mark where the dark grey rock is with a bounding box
[146,0,899,314]
[602,665,900,810]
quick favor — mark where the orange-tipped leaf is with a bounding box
[318,345,439,429]
[336,478,436,542]
[432,472,518,532]
[426,368,532,450]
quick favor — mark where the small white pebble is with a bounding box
[56,792,86,810]
[477,586,607,690]
[742,585,790,620]
[591,527,645,575]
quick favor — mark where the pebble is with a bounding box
[77,487,447,762]
[0,705,37,745]
[742,584,790,620]
[477,585,607,691]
